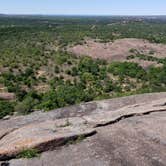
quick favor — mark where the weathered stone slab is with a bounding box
[1,92,166,129]
[0,93,166,161]
[7,111,166,166]
[0,118,96,160]
[84,98,166,127]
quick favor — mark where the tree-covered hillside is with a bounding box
[0,16,166,118]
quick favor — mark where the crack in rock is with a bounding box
[94,109,166,127]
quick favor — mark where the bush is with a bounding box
[78,57,99,75]
[54,52,68,65]
[71,67,78,76]
[56,85,84,106]
[108,62,146,79]
[81,72,95,84]
[24,68,34,77]
[17,149,39,159]
[0,100,14,119]
[15,96,39,115]
[54,66,60,73]
[37,91,58,111]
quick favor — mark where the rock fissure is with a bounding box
[94,108,166,127]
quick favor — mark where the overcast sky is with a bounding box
[0,0,166,15]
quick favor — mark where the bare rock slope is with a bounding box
[68,38,166,68]
[0,92,166,165]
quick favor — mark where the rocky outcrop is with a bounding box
[0,93,15,100]
[8,111,166,166]
[68,38,166,68]
[0,118,96,160]
[0,92,166,165]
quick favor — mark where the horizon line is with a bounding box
[1,13,166,17]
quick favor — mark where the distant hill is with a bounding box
[0,14,6,16]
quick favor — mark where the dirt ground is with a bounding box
[68,38,166,68]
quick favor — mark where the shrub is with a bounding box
[15,96,39,115]
[17,149,39,159]
[78,57,99,75]
[24,68,34,77]
[0,100,14,119]
[54,66,60,73]
[54,52,68,65]
[37,91,58,111]
[71,67,78,76]
[108,62,146,79]
[81,72,95,84]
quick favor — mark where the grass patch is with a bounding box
[17,148,39,159]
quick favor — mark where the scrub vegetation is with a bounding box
[0,15,166,118]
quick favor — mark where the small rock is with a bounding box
[2,115,11,120]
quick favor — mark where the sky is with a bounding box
[0,0,166,16]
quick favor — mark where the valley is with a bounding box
[0,14,166,166]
